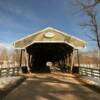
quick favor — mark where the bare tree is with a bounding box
[75,0,100,50]
[0,48,8,61]
[11,49,26,66]
[89,0,100,7]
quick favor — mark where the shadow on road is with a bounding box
[4,73,100,100]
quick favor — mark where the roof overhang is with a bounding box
[13,27,86,50]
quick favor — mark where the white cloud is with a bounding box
[0,43,13,50]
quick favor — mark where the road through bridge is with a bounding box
[4,73,100,100]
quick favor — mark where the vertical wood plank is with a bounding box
[25,49,30,73]
[19,49,23,67]
[71,49,75,73]
[77,49,80,67]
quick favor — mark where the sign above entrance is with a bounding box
[44,32,55,38]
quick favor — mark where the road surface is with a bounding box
[4,73,100,100]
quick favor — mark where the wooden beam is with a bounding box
[19,49,23,67]
[28,54,32,68]
[25,49,30,73]
[68,53,71,67]
[77,49,80,67]
[71,49,75,73]
[65,54,68,66]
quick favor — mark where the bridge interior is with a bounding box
[26,43,73,73]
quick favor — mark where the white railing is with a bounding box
[0,67,21,77]
[79,67,100,78]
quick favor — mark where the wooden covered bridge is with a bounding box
[13,27,86,73]
[1,28,100,100]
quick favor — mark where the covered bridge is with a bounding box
[13,27,86,73]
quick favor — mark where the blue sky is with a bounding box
[0,0,100,50]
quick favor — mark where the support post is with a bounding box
[23,50,27,66]
[76,49,80,74]
[19,49,23,67]
[77,49,80,67]
[25,49,30,73]
[71,49,75,73]
[68,53,71,72]
[28,54,32,69]
[66,54,68,66]
[65,54,68,72]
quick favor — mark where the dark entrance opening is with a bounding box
[26,43,73,73]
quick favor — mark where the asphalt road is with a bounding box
[4,73,100,100]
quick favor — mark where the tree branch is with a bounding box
[76,0,100,49]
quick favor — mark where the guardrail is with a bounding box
[0,67,21,77]
[79,67,100,78]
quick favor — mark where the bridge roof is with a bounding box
[13,27,86,49]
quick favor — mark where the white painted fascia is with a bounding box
[13,27,86,45]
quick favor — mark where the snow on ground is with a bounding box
[80,76,100,87]
[0,77,22,89]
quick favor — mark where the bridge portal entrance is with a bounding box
[13,27,85,73]
[26,43,73,73]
